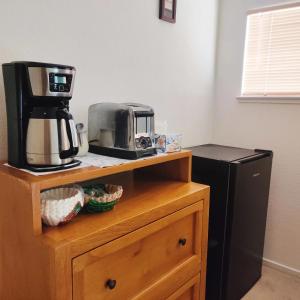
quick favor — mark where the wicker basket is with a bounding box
[83,184,123,213]
[40,185,84,226]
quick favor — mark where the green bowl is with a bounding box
[82,183,123,214]
[84,199,118,213]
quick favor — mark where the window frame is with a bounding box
[238,1,300,103]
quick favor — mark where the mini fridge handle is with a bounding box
[233,150,273,164]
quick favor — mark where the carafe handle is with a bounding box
[57,110,78,159]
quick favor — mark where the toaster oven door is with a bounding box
[134,115,154,150]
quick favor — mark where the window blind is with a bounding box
[241,4,300,97]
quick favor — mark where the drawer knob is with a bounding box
[178,238,187,246]
[106,279,117,290]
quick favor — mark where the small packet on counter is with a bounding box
[154,135,166,153]
[155,133,182,153]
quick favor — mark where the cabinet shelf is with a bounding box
[0,150,191,190]
[42,175,207,257]
[0,151,192,237]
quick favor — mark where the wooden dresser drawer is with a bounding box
[167,275,200,300]
[73,201,203,300]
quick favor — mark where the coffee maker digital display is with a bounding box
[2,61,81,172]
[49,72,72,93]
[54,75,66,84]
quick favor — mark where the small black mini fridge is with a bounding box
[187,144,273,300]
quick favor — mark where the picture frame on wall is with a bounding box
[159,0,177,23]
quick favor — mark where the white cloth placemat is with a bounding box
[4,152,166,176]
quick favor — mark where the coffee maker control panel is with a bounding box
[28,66,75,97]
[49,73,72,93]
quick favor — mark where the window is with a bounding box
[241,3,300,98]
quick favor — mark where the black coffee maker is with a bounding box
[2,61,81,172]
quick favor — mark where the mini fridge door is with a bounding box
[223,152,273,300]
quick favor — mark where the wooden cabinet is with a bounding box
[0,151,209,300]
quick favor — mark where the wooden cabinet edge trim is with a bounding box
[166,273,201,300]
[31,183,43,235]
[132,256,201,300]
[200,195,209,300]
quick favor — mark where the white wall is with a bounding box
[0,0,218,159]
[214,0,300,271]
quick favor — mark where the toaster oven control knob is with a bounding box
[139,137,148,149]
[146,137,152,147]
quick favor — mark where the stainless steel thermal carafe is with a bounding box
[26,107,78,166]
